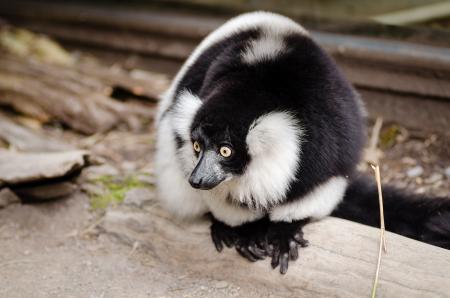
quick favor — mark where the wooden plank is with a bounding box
[153,0,444,19]
[101,204,450,297]
[5,6,450,100]
[373,2,450,25]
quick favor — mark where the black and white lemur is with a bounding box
[155,12,450,274]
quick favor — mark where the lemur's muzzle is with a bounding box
[189,150,226,190]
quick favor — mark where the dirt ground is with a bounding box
[0,193,275,298]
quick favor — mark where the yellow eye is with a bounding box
[219,146,232,158]
[193,141,201,153]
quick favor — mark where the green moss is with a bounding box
[89,175,148,210]
[379,125,401,149]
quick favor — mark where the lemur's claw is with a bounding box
[247,243,266,259]
[234,219,270,261]
[210,216,271,262]
[211,231,223,252]
[266,220,308,274]
[236,244,260,262]
[210,218,238,252]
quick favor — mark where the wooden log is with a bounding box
[372,2,450,25]
[0,69,120,134]
[0,53,167,134]
[24,23,198,61]
[15,12,450,100]
[101,203,450,297]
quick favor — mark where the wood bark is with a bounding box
[0,53,168,134]
[101,203,450,297]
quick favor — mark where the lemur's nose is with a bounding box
[189,176,203,189]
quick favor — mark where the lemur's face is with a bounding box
[189,122,250,190]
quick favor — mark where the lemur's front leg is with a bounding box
[266,219,309,274]
[210,215,269,261]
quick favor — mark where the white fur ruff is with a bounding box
[154,115,208,218]
[270,176,348,222]
[228,112,304,210]
[170,90,204,175]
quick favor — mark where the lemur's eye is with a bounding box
[219,146,232,158]
[193,141,201,153]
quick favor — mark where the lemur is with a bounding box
[155,11,450,274]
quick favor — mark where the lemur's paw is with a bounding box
[234,219,270,262]
[210,218,237,252]
[266,220,309,274]
[210,216,270,262]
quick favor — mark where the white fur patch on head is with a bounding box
[270,176,348,222]
[228,111,303,209]
[242,31,286,64]
[239,12,308,64]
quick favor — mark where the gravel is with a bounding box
[406,166,424,178]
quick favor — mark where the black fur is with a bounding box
[174,132,184,150]
[333,175,450,249]
[211,215,269,260]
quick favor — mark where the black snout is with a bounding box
[189,175,221,190]
[189,150,227,190]
[189,176,203,189]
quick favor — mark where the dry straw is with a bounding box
[370,163,387,298]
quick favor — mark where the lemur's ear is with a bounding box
[246,112,303,158]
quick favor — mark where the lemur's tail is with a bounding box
[331,175,450,249]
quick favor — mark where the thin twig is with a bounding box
[364,117,383,166]
[80,215,105,237]
[370,163,387,298]
[128,241,140,257]
[369,117,383,153]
